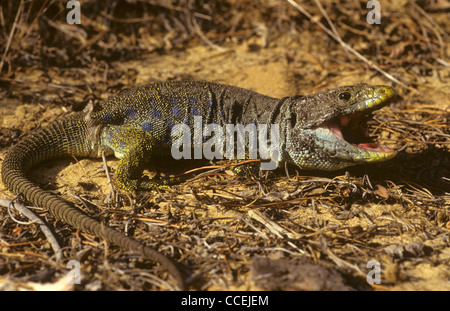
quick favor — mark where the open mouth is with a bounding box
[292,84,397,170]
[324,112,395,154]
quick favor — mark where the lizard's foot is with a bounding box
[231,160,260,178]
[139,175,183,192]
[117,174,182,192]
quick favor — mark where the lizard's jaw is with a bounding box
[297,111,397,171]
[287,84,397,171]
[324,111,395,155]
[317,84,397,162]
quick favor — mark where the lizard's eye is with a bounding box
[339,92,351,101]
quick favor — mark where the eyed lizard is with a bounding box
[1,81,397,289]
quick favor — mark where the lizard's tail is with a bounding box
[1,115,185,289]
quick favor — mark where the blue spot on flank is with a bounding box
[124,108,136,118]
[142,121,153,132]
[151,110,161,119]
[207,101,213,118]
[190,97,197,104]
[167,120,175,130]
[191,107,199,116]
[101,112,113,122]
[219,102,225,119]
[105,132,112,142]
[170,97,178,104]
[172,106,181,118]
[119,141,126,149]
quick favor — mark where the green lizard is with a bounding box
[1,81,397,289]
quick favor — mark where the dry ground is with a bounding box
[0,0,449,290]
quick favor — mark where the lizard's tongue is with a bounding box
[326,116,394,153]
[357,143,393,152]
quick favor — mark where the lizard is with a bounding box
[1,80,397,289]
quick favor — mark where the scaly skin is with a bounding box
[1,81,397,289]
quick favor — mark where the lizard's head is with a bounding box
[285,83,397,171]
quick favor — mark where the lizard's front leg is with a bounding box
[100,125,176,192]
